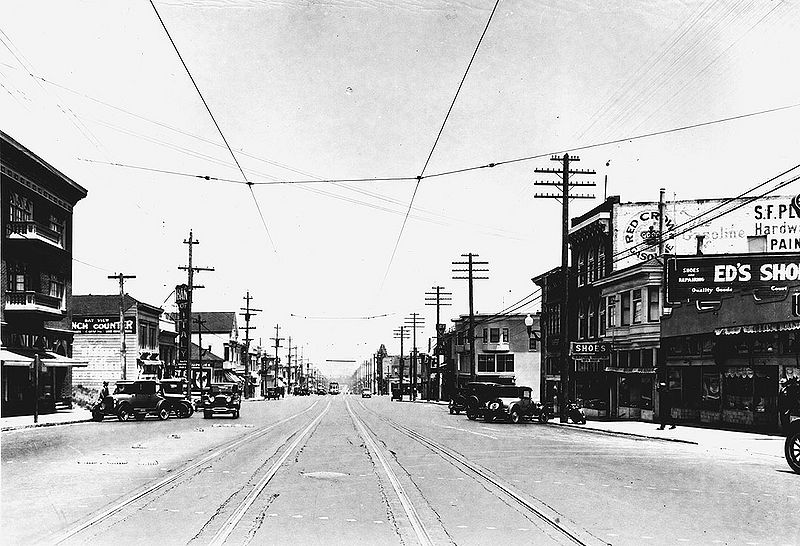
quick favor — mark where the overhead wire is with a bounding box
[148,0,276,252]
[381,0,502,289]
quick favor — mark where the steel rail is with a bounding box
[345,398,435,546]
[50,401,322,545]
[356,401,604,546]
[207,401,332,546]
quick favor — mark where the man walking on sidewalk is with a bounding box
[657,382,676,430]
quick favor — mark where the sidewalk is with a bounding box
[1,406,93,432]
[550,419,785,457]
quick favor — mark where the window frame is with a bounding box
[620,292,631,326]
[632,288,643,324]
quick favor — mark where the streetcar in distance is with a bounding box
[329,382,340,395]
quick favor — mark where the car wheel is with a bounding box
[91,411,104,422]
[510,409,521,424]
[786,430,800,474]
[117,405,132,422]
[158,407,170,421]
[134,412,146,421]
[466,409,476,420]
[204,411,212,419]
[538,412,549,423]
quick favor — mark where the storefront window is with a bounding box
[618,350,629,368]
[478,354,494,372]
[723,370,753,411]
[496,354,514,372]
[753,368,776,414]
[641,376,654,409]
[751,333,778,355]
[701,370,721,410]
[642,348,654,367]
[630,349,641,367]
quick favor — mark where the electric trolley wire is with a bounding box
[148,0,276,252]
[382,0,502,289]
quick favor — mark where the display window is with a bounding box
[701,371,721,410]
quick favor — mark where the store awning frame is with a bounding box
[604,367,657,374]
[0,348,88,367]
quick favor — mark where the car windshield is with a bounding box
[161,382,184,394]
[496,386,523,398]
[113,383,136,395]
[209,384,236,394]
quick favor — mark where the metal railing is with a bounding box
[6,221,64,247]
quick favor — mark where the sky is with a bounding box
[2,0,799,378]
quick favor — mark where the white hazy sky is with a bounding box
[2,0,799,378]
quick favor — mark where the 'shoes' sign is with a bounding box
[666,253,800,303]
[73,316,136,334]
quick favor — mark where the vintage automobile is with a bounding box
[483,385,551,424]
[265,387,282,400]
[91,380,171,422]
[781,378,800,474]
[159,379,194,418]
[361,388,372,398]
[203,382,241,419]
[463,382,502,420]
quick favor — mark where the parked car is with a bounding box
[203,383,241,419]
[159,379,194,418]
[265,387,282,400]
[463,382,501,420]
[483,385,551,423]
[361,389,372,398]
[91,380,171,422]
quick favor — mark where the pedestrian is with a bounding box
[657,381,676,430]
[99,381,110,401]
[779,377,800,430]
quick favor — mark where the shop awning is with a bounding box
[222,371,242,383]
[604,367,657,374]
[1,348,88,367]
[715,320,800,336]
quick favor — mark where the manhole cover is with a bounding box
[302,471,349,480]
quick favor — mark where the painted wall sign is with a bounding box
[614,195,800,270]
[72,316,136,334]
[666,254,800,303]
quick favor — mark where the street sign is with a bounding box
[569,341,611,358]
[666,253,800,303]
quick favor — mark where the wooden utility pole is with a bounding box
[453,254,488,382]
[239,291,261,399]
[393,326,409,400]
[194,315,206,394]
[286,336,293,393]
[425,285,452,401]
[178,230,214,398]
[404,313,425,401]
[108,273,136,380]
[270,324,284,395]
[534,153,596,422]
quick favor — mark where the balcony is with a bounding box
[4,290,64,318]
[6,221,64,250]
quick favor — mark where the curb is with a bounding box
[548,421,699,445]
[1,417,92,432]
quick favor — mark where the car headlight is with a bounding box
[225,396,231,403]
[488,402,500,411]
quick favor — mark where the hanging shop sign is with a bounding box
[569,341,611,358]
[666,253,800,303]
[72,316,136,334]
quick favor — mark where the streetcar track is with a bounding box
[49,400,322,545]
[356,400,607,546]
[207,401,331,545]
[346,398,435,546]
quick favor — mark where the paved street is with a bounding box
[2,395,798,546]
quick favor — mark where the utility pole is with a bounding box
[393,326,409,400]
[425,285,452,401]
[453,254,488,382]
[404,313,425,401]
[271,324,284,396]
[239,291,262,399]
[108,273,136,380]
[194,314,206,394]
[534,153,596,422]
[178,230,214,398]
[286,336,293,394]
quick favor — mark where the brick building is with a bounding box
[1,131,88,416]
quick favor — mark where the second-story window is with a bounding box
[578,300,588,339]
[589,298,598,339]
[648,286,660,322]
[482,329,488,343]
[9,192,33,222]
[457,331,465,345]
[577,251,586,286]
[489,328,500,343]
[7,263,28,292]
[633,289,643,324]
[502,328,509,343]
[148,324,157,350]
[587,248,596,283]
[138,323,147,348]
[599,298,606,336]
[597,245,606,280]
[607,295,616,328]
[45,273,64,300]
[621,292,631,326]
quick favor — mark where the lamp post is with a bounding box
[525,314,534,338]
